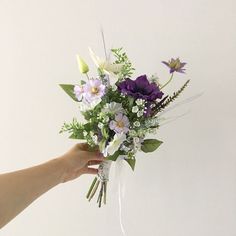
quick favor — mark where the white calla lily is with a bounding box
[103,133,126,156]
[88,47,122,74]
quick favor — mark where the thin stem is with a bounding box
[103,182,107,204]
[86,177,97,199]
[89,180,100,201]
[85,73,90,80]
[97,182,104,207]
[160,73,174,90]
[100,27,108,60]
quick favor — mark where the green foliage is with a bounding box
[125,158,136,171]
[82,99,106,121]
[59,84,78,102]
[60,118,85,139]
[141,139,163,153]
[111,48,135,79]
[106,150,121,161]
[155,79,190,114]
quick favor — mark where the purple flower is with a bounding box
[117,75,163,101]
[83,79,105,102]
[74,85,84,101]
[162,58,186,74]
[109,113,130,134]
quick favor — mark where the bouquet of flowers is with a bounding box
[59,46,189,207]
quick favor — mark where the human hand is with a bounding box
[58,143,104,183]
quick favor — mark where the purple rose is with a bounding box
[117,75,163,101]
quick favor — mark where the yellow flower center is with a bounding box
[116,121,124,128]
[91,87,99,95]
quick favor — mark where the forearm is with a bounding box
[0,158,65,228]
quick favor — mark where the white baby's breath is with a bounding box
[98,123,104,129]
[137,110,144,117]
[103,116,109,123]
[132,106,139,113]
[133,121,140,127]
[136,99,145,106]
[129,130,137,137]
[112,84,117,91]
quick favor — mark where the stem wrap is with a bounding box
[98,160,112,182]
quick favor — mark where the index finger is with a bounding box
[83,150,104,162]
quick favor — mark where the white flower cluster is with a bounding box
[132,99,146,117]
[145,117,160,128]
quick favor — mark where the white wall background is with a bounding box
[0,0,236,235]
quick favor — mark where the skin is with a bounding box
[0,143,103,229]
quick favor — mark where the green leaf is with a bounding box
[59,84,78,102]
[101,126,109,139]
[106,151,120,161]
[128,97,134,108]
[69,132,84,139]
[141,139,163,153]
[99,139,106,152]
[125,158,136,171]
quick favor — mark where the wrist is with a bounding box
[48,157,67,185]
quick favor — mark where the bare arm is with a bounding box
[0,143,103,229]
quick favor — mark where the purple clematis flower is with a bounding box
[162,58,186,74]
[117,75,163,101]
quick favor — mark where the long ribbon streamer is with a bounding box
[115,156,127,236]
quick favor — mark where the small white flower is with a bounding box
[133,137,143,151]
[133,121,140,127]
[83,131,88,136]
[132,106,139,113]
[150,103,156,108]
[136,99,145,106]
[103,133,126,156]
[137,110,144,117]
[133,137,140,143]
[112,84,117,91]
[120,144,130,152]
[103,116,109,123]
[98,123,104,129]
[129,130,137,137]
[92,135,98,144]
[150,128,158,134]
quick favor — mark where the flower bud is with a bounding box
[76,55,89,74]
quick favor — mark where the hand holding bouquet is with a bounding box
[60,47,189,207]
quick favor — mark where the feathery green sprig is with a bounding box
[155,79,190,114]
[111,48,135,79]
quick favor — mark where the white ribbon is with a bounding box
[98,156,127,235]
[115,155,127,236]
